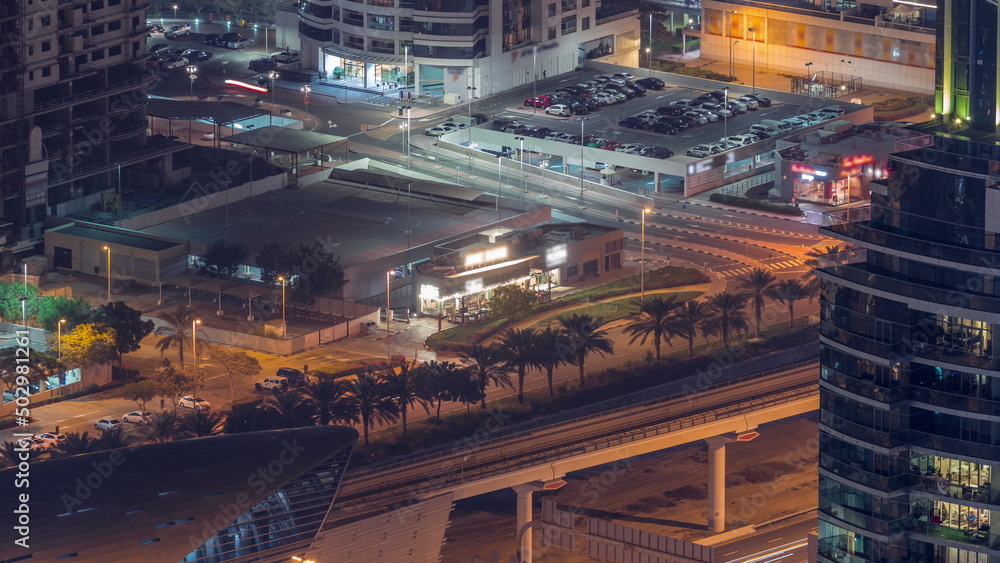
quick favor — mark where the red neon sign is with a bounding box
[790,163,816,175]
[841,154,874,169]
[224,79,269,93]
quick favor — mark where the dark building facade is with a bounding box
[0,426,357,562]
[935,0,997,132]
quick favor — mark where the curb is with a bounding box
[679,199,809,223]
[619,216,796,261]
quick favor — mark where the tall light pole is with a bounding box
[102,245,112,305]
[405,105,412,169]
[540,160,549,198]
[729,40,739,81]
[496,155,503,221]
[640,208,650,302]
[804,62,814,95]
[268,70,279,125]
[191,318,201,376]
[186,65,197,141]
[173,4,178,18]
[468,141,477,167]
[748,27,757,93]
[723,86,730,139]
[531,47,538,114]
[385,270,392,360]
[579,117,588,207]
[647,12,653,76]
[57,319,66,359]
[300,84,310,115]
[466,85,477,139]
[277,276,287,338]
[514,136,525,195]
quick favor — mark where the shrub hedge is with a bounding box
[709,193,805,216]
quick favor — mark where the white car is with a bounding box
[798,113,823,125]
[21,437,48,451]
[727,99,748,112]
[164,24,191,38]
[228,38,254,49]
[425,125,458,137]
[592,93,616,105]
[94,418,124,431]
[687,145,720,158]
[689,108,719,122]
[270,51,301,64]
[724,134,758,146]
[160,57,189,70]
[37,432,66,447]
[613,72,636,82]
[545,104,571,117]
[615,143,644,154]
[737,96,759,109]
[441,121,468,129]
[178,396,211,411]
[122,411,153,424]
[681,112,708,125]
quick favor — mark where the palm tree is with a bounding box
[154,305,193,365]
[738,268,778,336]
[668,300,714,357]
[497,327,542,404]
[535,326,570,398]
[224,399,282,433]
[268,390,315,428]
[623,295,681,360]
[767,278,810,328]
[300,377,359,426]
[96,428,129,450]
[346,370,398,446]
[0,441,25,468]
[140,411,183,443]
[415,361,466,421]
[380,362,429,433]
[705,291,750,348]
[802,244,849,298]
[53,431,100,456]
[181,410,225,437]
[557,313,615,387]
[459,343,512,409]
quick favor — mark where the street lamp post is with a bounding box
[466,86,477,141]
[640,208,651,302]
[186,65,197,141]
[646,12,653,76]
[406,105,412,169]
[300,84,310,113]
[191,318,201,375]
[468,141,477,167]
[58,319,66,359]
[579,117,588,207]
[385,270,392,360]
[729,40,739,80]
[496,155,503,221]
[277,276,287,338]
[173,4,178,18]
[102,245,112,305]
[804,62,814,95]
[540,159,549,198]
[268,70,279,124]
[514,136,525,195]
[748,27,757,93]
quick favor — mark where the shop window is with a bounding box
[567,265,579,277]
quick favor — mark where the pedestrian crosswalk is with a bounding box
[767,259,805,269]
[716,259,807,278]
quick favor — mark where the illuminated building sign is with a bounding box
[419,284,439,300]
[841,154,874,178]
[464,279,484,293]
[545,244,567,268]
[790,163,815,175]
[464,247,508,268]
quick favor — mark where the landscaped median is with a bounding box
[426,266,710,352]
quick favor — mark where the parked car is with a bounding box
[37,432,66,447]
[146,22,165,33]
[492,118,519,131]
[618,116,649,130]
[556,85,585,96]
[640,146,674,159]
[745,93,772,107]
[615,143,644,154]
[627,82,647,95]
[255,377,289,391]
[700,103,733,117]
[94,418,124,431]
[613,72,636,82]
[160,57,189,70]
[470,113,489,124]
[598,140,621,151]
[425,125,458,137]
[650,122,680,135]
[603,84,635,99]
[190,50,213,62]
[249,58,277,72]
[681,111,708,125]
[636,77,665,90]
[707,90,728,103]
[821,105,845,116]
[727,99,748,112]
[593,74,614,83]
[178,396,211,411]
[737,96,759,109]
[203,33,222,46]
[781,117,807,129]
[149,43,169,54]
[687,145,720,158]
[228,38,254,49]
[724,134,758,146]
[219,32,243,43]
[657,115,689,130]
[592,92,616,105]
[565,94,599,111]
[524,126,552,139]
[164,24,191,38]
[524,95,555,108]
[122,411,153,424]
[441,121,468,130]
[22,437,48,450]
[275,367,308,386]
[271,51,301,64]
[545,104,571,117]
[600,89,627,102]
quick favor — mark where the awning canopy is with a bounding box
[162,273,212,288]
[221,126,347,154]
[146,99,272,127]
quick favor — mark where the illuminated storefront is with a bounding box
[780,152,883,206]
[322,52,410,89]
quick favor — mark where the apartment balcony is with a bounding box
[821,208,1000,272]
[31,70,155,113]
[896,519,1000,551]
[107,119,148,140]
[40,123,65,137]
[819,453,916,493]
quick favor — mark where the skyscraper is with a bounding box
[817,2,1000,558]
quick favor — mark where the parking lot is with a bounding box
[145,24,292,86]
[471,71,842,159]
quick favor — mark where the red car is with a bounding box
[599,140,621,151]
[524,95,554,108]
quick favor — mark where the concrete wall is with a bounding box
[44,224,189,285]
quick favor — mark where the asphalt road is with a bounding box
[715,513,817,563]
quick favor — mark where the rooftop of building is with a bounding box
[778,121,921,168]
[704,0,933,33]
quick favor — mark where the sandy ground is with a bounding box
[441,413,819,563]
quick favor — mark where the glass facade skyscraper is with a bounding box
[935,0,999,131]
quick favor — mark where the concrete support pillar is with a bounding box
[653,171,662,193]
[706,436,728,533]
[514,486,534,562]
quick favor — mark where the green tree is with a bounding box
[33,295,93,332]
[150,359,200,405]
[199,240,249,279]
[93,301,154,366]
[154,306,193,365]
[60,323,118,369]
[487,284,537,321]
[414,361,465,422]
[208,346,262,403]
[96,427,129,450]
[300,376,358,426]
[535,327,570,398]
[140,411,183,443]
[181,410,225,437]
[459,343,512,409]
[737,268,778,336]
[767,278,811,328]
[267,390,316,428]
[122,379,165,413]
[557,313,615,387]
[669,300,714,357]
[497,327,542,404]
[0,281,39,323]
[53,431,100,457]
[380,362,429,433]
[256,240,347,304]
[0,441,24,468]
[623,295,681,361]
[704,291,750,348]
[0,348,63,397]
[346,370,398,445]
[224,399,283,433]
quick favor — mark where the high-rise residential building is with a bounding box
[816,2,1000,559]
[0,0,186,260]
[295,0,640,99]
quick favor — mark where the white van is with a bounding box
[761,119,792,133]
